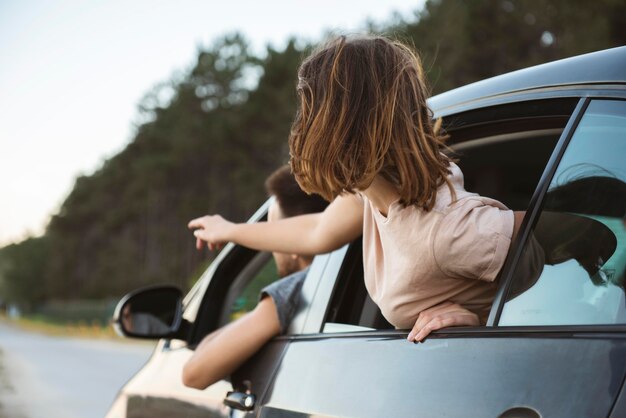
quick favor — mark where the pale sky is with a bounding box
[0,0,423,246]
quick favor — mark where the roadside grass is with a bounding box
[0,314,122,340]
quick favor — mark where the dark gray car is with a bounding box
[107,46,626,418]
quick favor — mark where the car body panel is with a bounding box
[105,340,231,418]
[259,333,626,418]
[429,46,626,116]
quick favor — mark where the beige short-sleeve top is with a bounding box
[362,163,514,329]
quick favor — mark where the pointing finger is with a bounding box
[188,217,205,229]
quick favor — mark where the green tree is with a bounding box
[0,237,50,311]
[2,0,625,307]
[397,0,626,94]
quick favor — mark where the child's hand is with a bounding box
[407,301,479,343]
[188,215,233,251]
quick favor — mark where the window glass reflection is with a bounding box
[501,100,626,326]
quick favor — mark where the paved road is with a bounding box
[0,322,155,418]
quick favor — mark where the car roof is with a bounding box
[429,46,626,116]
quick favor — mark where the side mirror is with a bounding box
[112,285,188,340]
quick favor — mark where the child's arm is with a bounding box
[188,194,364,256]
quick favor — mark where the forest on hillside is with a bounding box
[1,0,625,312]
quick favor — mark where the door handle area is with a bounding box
[224,391,256,411]
[498,407,541,418]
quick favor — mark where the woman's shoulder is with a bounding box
[432,192,515,282]
[432,163,474,212]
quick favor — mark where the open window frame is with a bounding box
[317,96,590,336]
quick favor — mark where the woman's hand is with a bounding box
[188,215,234,251]
[407,301,480,343]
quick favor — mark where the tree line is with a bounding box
[1,0,624,312]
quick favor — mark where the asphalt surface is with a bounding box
[0,322,155,418]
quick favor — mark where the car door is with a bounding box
[107,202,316,418]
[220,248,338,417]
[249,97,626,418]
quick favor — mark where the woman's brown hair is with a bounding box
[289,35,454,210]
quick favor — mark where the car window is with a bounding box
[226,257,278,322]
[500,100,626,326]
[322,239,393,332]
[322,109,567,332]
[216,251,278,326]
[455,129,560,210]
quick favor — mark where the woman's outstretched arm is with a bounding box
[188,194,364,256]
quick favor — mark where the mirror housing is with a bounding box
[112,285,189,340]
